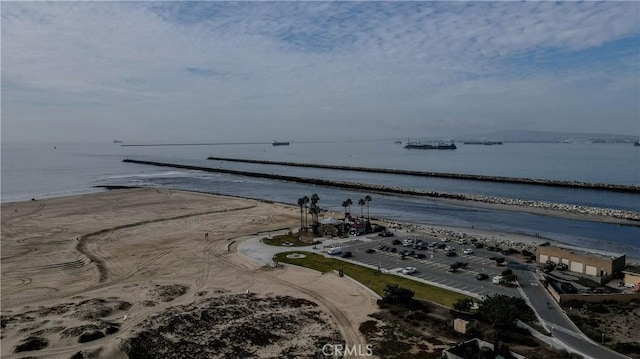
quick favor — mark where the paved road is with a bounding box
[511,263,630,359]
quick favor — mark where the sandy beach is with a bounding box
[2,188,636,358]
[1,189,378,358]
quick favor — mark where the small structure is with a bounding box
[453,319,471,334]
[537,245,625,281]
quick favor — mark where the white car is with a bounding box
[463,248,474,255]
[401,266,417,275]
[444,245,455,252]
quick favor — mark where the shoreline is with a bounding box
[121,159,640,225]
[12,187,637,263]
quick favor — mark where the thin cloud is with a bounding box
[2,1,638,143]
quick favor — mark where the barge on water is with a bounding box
[272,140,290,146]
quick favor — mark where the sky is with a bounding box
[2,1,639,144]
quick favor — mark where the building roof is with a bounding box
[538,244,625,262]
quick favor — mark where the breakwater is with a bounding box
[206,156,640,193]
[123,159,640,223]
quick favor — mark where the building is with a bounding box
[537,245,625,279]
[622,267,640,290]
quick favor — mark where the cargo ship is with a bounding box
[404,141,456,150]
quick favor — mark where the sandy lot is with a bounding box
[1,189,378,358]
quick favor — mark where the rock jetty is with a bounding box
[206,156,640,193]
[122,159,640,223]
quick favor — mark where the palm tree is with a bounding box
[364,195,372,222]
[310,193,320,226]
[342,200,350,218]
[345,198,352,215]
[297,197,306,231]
[302,195,310,230]
[358,198,366,218]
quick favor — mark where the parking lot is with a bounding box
[334,233,523,298]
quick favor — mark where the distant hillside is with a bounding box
[456,130,640,143]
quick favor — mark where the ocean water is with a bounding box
[2,141,639,258]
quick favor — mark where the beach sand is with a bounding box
[1,189,378,358]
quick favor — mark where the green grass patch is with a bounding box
[274,251,470,308]
[262,232,314,247]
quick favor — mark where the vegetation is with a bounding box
[452,298,474,313]
[478,294,533,330]
[262,232,316,247]
[297,196,309,231]
[501,269,517,284]
[274,252,470,307]
[342,198,352,217]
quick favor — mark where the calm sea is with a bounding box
[2,141,639,257]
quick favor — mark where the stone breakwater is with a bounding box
[206,156,640,193]
[122,159,640,223]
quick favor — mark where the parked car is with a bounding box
[445,251,457,257]
[435,243,446,249]
[389,247,397,253]
[341,251,352,258]
[391,239,402,246]
[473,242,484,249]
[328,246,342,255]
[428,242,437,248]
[440,237,450,242]
[462,248,474,255]
[501,250,511,256]
[476,273,489,280]
[365,248,376,254]
[378,230,394,237]
[401,266,417,275]
[444,245,455,252]
[452,262,468,269]
[415,253,426,259]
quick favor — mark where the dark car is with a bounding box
[341,251,353,258]
[435,243,446,249]
[476,273,489,280]
[453,262,468,269]
[487,246,498,251]
[389,247,397,253]
[473,242,484,249]
[365,248,376,254]
[391,239,402,246]
[409,250,416,256]
[501,250,511,256]
[445,251,457,257]
[415,253,426,259]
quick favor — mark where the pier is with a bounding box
[205,156,640,193]
[122,159,640,223]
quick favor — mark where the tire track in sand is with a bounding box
[75,206,256,283]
